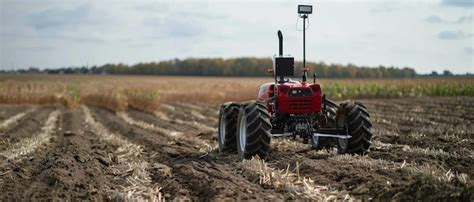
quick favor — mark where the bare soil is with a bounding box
[0,97,473,200]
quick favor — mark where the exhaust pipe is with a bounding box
[278,30,283,56]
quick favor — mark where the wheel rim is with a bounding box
[239,115,247,152]
[338,123,349,151]
[311,134,319,147]
[338,137,348,151]
[219,113,226,145]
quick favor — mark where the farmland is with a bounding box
[0,75,473,200]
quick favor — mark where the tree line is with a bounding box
[2,57,460,78]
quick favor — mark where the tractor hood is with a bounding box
[278,79,309,88]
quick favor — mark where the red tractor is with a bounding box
[218,5,372,159]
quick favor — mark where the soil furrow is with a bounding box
[91,107,197,157]
[119,111,216,153]
[82,106,165,201]
[0,105,34,122]
[0,96,472,200]
[0,108,37,130]
[158,155,286,200]
[0,106,54,149]
[91,107,287,200]
[372,126,473,153]
[157,104,217,144]
[0,109,60,160]
[128,109,194,132]
[369,140,474,177]
[171,102,219,123]
[267,149,471,200]
[161,104,217,130]
[0,108,118,200]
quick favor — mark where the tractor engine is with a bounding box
[258,81,323,139]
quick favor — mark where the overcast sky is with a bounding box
[1,0,473,73]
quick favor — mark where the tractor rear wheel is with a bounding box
[236,100,272,159]
[218,102,240,153]
[336,100,373,154]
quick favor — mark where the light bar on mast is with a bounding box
[298,5,312,14]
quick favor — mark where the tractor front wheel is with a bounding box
[236,100,272,159]
[218,102,240,153]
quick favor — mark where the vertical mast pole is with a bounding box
[302,15,307,82]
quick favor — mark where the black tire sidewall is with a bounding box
[236,107,246,159]
[217,105,227,152]
[218,103,239,153]
[236,101,271,160]
[337,101,372,154]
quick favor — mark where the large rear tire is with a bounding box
[236,100,272,159]
[336,100,373,154]
[218,102,240,153]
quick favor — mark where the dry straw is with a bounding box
[0,110,60,160]
[240,157,353,201]
[82,106,164,201]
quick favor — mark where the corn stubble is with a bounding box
[82,106,164,201]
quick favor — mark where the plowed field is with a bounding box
[0,97,472,201]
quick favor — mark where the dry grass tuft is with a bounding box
[401,145,450,157]
[405,163,470,184]
[372,140,453,157]
[330,154,398,170]
[240,157,352,200]
[82,106,164,201]
[0,80,64,105]
[331,151,470,185]
[81,91,127,112]
[124,88,161,113]
[0,110,60,160]
[153,111,171,122]
[271,138,309,152]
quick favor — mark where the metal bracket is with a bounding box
[313,133,352,139]
[271,132,351,139]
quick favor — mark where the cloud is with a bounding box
[438,31,461,40]
[442,0,474,7]
[438,31,473,40]
[425,15,443,23]
[1,0,473,73]
[457,14,473,23]
[134,3,169,13]
[465,47,474,55]
[29,4,92,30]
[424,14,473,24]
[142,16,206,38]
[165,18,206,37]
[369,4,398,13]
